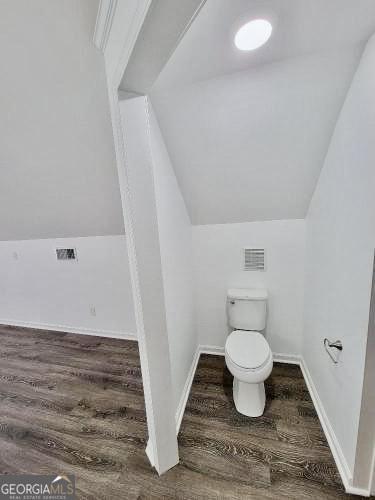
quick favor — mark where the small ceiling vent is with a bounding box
[243,248,265,271]
[56,248,77,261]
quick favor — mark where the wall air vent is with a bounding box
[56,248,77,261]
[243,248,265,271]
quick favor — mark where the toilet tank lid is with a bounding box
[228,288,268,300]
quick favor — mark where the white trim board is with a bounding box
[175,346,201,433]
[174,344,224,433]
[299,358,369,497]
[0,319,137,341]
[200,345,225,356]
[145,440,155,468]
[93,0,118,52]
[174,344,368,497]
[370,448,375,495]
[273,352,301,365]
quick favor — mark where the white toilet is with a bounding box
[225,288,273,417]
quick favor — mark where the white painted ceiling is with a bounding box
[150,0,375,225]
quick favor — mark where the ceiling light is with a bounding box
[234,19,272,51]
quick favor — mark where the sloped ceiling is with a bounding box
[0,0,124,240]
[150,0,375,225]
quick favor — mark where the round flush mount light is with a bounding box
[234,19,272,51]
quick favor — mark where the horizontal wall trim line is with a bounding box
[0,319,137,341]
[0,233,126,243]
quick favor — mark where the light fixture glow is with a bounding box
[234,19,272,51]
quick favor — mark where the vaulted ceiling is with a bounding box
[150,0,375,225]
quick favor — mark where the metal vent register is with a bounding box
[56,248,77,261]
[243,248,265,271]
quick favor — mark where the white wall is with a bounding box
[0,235,135,337]
[148,104,197,415]
[192,219,305,355]
[0,0,124,240]
[0,2,137,342]
[303,34,375,476]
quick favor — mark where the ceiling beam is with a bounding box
[119,0,205,95]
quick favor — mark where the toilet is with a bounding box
[225,288,273,417]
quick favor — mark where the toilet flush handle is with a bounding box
[229,300,235,305]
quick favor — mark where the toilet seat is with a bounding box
[225,330,271,371]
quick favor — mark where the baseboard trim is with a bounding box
[199,344,225,356]
[273,352,301,365]
[174,344,225,435]
[175,346,201,434]
[174,344,366,496]
[199,347,302,365]
[145,439,155,468]
[0,319,137,341]
[345,485,371,497]
[299,356,361,495]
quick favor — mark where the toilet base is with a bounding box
[233,378,266,417]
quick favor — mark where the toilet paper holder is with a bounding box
[324,338,343,364]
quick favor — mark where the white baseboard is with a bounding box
[145,347,202,469]
[370,449,375,496]
[273,352,301,365]
[175,346,201,433]
[145,439,155,468]
[174,344,224,435]
[345,485,371,497]
[199,344,225,356]
[299,357,367,496]
[0,319,137,341]
[199,347,302,365]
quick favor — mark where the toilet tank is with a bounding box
[227,288,268,331]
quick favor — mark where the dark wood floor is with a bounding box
[0,325,367,499]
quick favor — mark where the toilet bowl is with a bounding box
[225,330,273,417]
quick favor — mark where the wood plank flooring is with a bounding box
[0,325,368,499]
